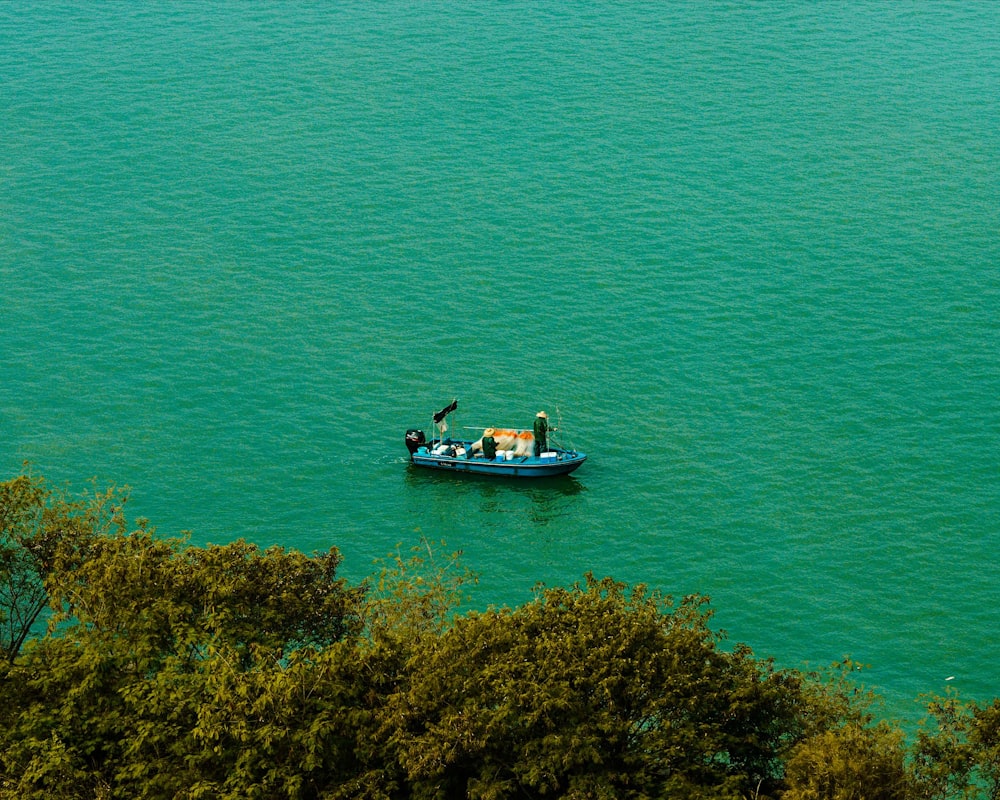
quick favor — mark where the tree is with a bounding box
[912,693,977,800]
[8,472,1000,800]
[385,574,805,799]
[45,529,364,667]
[365,538,477,644]
[0,472,126,663]
[0,475,366,800]
[911,694,1000,800]
[782,721,909,800]
[778,658,911,800]
[968,699,1000,800]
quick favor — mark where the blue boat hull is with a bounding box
[410,439,586,478]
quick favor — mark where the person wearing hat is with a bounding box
[533,411,549,456]
[482,428,497,460]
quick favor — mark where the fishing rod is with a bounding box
[548,406,575,451]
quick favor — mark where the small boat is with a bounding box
[405,400,587,478]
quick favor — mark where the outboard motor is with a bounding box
[405,429,426,455]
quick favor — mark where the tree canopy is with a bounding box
[1,471,998,799]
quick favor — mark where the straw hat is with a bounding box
[536,411,548,418]
[483,427,496,437]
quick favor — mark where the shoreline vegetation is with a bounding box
[1,472,997,799]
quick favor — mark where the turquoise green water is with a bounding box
[3,3,999,724]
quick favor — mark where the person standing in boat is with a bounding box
[533,411,549,456]
[482,428,498,460]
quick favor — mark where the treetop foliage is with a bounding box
[1,471,998,800]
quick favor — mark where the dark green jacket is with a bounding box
[482,436,497,459]
[533,417,548,445]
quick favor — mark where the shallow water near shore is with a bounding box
[3,3,999,726]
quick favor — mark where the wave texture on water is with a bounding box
[2,3,999,723]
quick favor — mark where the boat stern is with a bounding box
[405,429,426,456]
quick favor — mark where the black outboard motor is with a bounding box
[405,429,426,455]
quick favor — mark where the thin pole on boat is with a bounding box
[460,425,528,434]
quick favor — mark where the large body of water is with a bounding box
[3,4,998,725]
